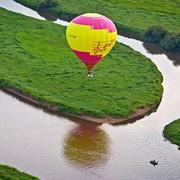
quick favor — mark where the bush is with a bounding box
[160,32,180,53]
[144,25,167,43]
[37,0,59,10]
[163,119,180,146]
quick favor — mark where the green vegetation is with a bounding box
[14,0,180,39]
[144,26,167,43]
[37,0,59,11]
[0,164,39,180]
[163,119,180,146]
[144,26,180,53]
[0,8,163,119]
[161,32,180,53]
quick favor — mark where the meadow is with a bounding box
[0,164,39,180]
[0,8,163,119]
[15,0,180,38]
[163,119,180,146]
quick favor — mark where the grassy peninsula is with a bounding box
[0,164,39,180]
[163,119,180,146]
[0,8,163,120]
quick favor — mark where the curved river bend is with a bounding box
[0,1,180,179]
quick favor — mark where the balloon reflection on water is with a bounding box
[62,124,111,169]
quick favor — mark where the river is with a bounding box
[0,0,180,179]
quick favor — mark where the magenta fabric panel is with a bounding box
[72,16,116,33]
[73,50,102,64]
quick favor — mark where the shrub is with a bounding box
[163,119,180,146]
[37,0,59,10]
[144,25,167,43]
[160,32,180,53]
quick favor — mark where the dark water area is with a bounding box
[37,11,58,21]
[143,42,180,66]
[0,0,180,180]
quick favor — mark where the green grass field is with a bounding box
[163,119,180,146]
[15,0,180,38]
[0,8,163,119]
[0,164,39,180]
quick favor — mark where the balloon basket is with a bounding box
[88,71,93,78]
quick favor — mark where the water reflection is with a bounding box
[37,11,58,21]
[143,42,180,66]
[38,10,69,26]
[62,124,111,169]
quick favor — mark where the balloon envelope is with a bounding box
[66,13,117,71]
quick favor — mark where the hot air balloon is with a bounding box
[66,13,117,77]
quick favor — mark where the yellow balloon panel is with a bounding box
[66,22,117,57]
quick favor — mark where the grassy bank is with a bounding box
[163,119,180,146]
[0,8,163,119]
[14,0,180,39]
[0,164,39,180]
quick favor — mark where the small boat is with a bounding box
[150,160,158,166]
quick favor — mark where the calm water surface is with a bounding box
[0,1,180,179]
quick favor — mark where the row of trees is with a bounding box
[144,26,180,54]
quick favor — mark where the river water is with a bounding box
[0,1,180,179]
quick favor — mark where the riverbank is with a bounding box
[2,87,161,125]
[0,8,163,124]
[14,0,180,53]
[0,164,39,180]
[163,119,180,147]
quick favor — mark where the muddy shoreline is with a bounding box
[2,87,161,125]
